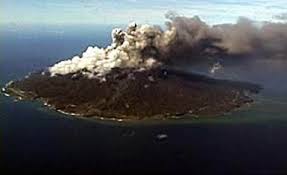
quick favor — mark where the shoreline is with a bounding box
[2,85,258,123]
[2,68,261,121]
[1,85,267,126]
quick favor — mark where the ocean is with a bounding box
[2,24,287,174]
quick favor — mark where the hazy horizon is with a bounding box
[1,0,287,26]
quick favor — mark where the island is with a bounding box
[2,22,262,121]
[3,67,261,120]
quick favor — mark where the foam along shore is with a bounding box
[4,67,261,120]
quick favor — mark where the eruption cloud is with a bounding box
[49,22,176,78]
[49,12,287,78]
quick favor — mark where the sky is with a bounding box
[1,0,287,26]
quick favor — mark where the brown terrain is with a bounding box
[4,67,261,120]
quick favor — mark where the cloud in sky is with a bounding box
[1,0,287,25]
[274,13,287,20]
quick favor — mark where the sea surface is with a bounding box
[2,24,287,174]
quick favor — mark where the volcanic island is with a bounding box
[2,22,261,121]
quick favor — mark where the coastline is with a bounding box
[2,80,260,123]
[2,82,270,126]
[2,68,262,122]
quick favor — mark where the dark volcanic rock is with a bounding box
[4,67,261,120]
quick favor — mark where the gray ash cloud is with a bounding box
[164,12,287,64]
[49,12,287,78]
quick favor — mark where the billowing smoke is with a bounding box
[164,13,287,63]
[49,12,287,78]
[49,22,176,78]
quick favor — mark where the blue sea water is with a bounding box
[2,25,287,174]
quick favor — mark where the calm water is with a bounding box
[2,25,287,174]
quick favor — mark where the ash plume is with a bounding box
[49,22,176,78]
[164,13,287,63]
[49,12,287,78]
